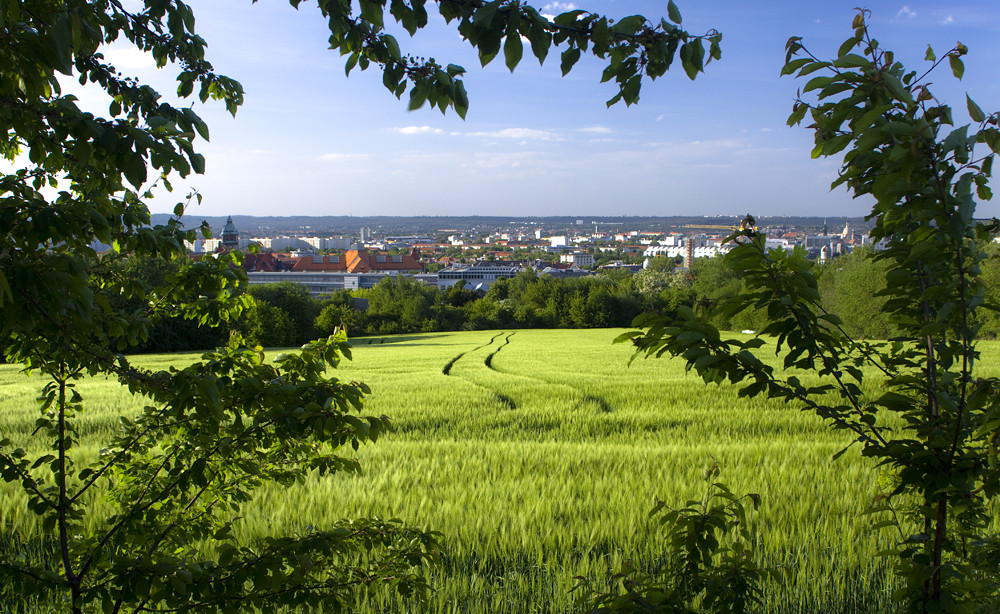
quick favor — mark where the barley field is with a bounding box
[4,329,997,612]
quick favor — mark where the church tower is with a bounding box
[221,216,239,250]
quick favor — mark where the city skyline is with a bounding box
[70,1,1000,218]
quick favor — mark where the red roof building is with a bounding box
[243,252,283,272]
[284,248,424,274]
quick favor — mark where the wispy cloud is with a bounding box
[392,126,443,135]
[897,5,917,19]
[942,15,954,25]
[319,153,374,161]
[460,128,561,141]
[541,2,577,20]
[462,152,533,170]
[578,125,613,134]
[543,2,577,12]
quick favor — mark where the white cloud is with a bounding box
[102,45,161,71]
[578,125,613,134]
[542,2,577,12]
[897,6,917,18]
[461,128,561,141]
[942,15,954,24]
[392,126,443,135]
[635,138,758,161]
[319,153,374,161]
[461,152,541,171]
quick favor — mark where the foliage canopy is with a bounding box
[622,10,1000,613]
[0,0,719,611]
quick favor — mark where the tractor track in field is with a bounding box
[441,332,518,409]
[462,330,615,414]
[483,332,515,370]
[483,338,615,413]
[442,332,506,375]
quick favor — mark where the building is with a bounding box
[302,236,354,250]
[186,217,251,252]
[284,248,424,274]
[643,242,731,261]
[437,262,520,290]
[246,271,406,296]
[235,243,426,295]
[221,216,239,250]
[559,252,594,268]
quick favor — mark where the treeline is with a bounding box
[103,245,1000,352]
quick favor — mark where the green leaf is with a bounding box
[527,25,552,65]
[818,81,854,99]
[408,86,427,111]
[384,35,401,62]
[679,41,704,80]
[837,36,860,58]
[832,53,871,69]
[359,0,385,29]
[193,118,210,142]
[802,75,835,93]
[967,95,985,122]
[667,0,682,24]
[612,15,645,35]
[780,57,812,76]
[949,54,965,79]
[344,52,359,76]
[473,0,503,27]
[560,47,581,76]
[784,36,803,62]
[985,128,1000,154]
[124,155,148,189]
[786,103,809,126]
[797,61,832,77]
[504,30,523,72]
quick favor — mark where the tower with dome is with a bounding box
[221,216,239,250]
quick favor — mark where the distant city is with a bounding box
[137,214,877,296]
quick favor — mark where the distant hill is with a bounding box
[150,214,871,238]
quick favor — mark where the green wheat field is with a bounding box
[4,329,998,612]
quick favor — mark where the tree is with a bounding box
[976,241,1000,339]
[315,291,370,338]
[104,254,230,353]
[2,1,717,609]
[621,11,999,612]
[646,254,678,273]
[443,280,480,308]
[816,246,896,339]
[689,255,767,332]
[288,0,722,114]
[234,297,297,347]
[246,281,320,345]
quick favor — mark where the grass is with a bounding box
[3,329,997,612]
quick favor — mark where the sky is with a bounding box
[74,1,1000,218]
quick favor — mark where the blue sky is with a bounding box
[103,1,1000,219]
